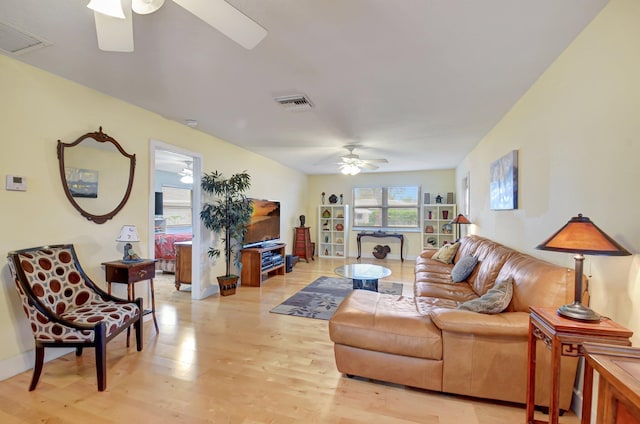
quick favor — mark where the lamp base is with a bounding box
[557,302,601,322]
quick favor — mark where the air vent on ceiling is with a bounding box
[274,94,313,111]
[0,22,50,56]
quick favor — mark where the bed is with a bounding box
[154,230,192,273]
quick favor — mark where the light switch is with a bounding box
[6,175,27,191]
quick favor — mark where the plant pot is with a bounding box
[217,275,238,296]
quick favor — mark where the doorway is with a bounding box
[150,140,208,300]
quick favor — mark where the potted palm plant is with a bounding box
[200,170,253,296]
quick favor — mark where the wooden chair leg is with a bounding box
[76,347,83,356]
[94,324,107,391]
[29,345,45,391]
[135,298,144,352]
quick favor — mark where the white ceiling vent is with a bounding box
[0,22,50,56]
[274,94,313,111]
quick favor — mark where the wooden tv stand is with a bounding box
[240,243,286,287]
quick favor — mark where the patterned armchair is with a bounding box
[7,244,143,391]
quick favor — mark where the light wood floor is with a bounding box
[0,257,579,423]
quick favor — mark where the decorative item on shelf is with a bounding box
[442,224,453,234]
[340,194,344,204]
[428,210,433,219]
[324,248,329,256]
[450,213,472,239]
[321,192,326,204]
[324,235,329,243]
[299,214,306,227]
[425,225,435,233]
[329,194,338,204]
[116,225,142,262]
[424,193,430,204]
[447,192,454,204]
[336,213,344,218]
[322,209,331,218]
[200,170,253,297]
[442,210,449,220]
[536,213,631,322]
[372,245,391,259]
[435,194,442,204]
[335,238,343,244]
[335,251,344,257]
[427,237,436,247]
[335,223,344,231]
[322,220,330,230]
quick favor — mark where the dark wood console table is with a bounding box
[356,231,404,262]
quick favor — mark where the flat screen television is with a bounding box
[243,199,281,248]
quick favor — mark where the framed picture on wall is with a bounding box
[490,150,518,210]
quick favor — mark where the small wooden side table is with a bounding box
[526,306,632,424]
[582,343,640,424]
[102,259,159,337]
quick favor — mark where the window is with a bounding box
[162,186,192,227]
[353,186,420,230]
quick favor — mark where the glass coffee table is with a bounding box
[335,263,392,292]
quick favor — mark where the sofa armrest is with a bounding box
[419,249,437,259]
[429,308,529,337]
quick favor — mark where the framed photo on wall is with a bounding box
[490,150,518,210]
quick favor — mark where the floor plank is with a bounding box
[0,257,579,423]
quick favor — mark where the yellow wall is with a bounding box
[0,55,308,367]
[456,0,640,343]
[308,170,455,260]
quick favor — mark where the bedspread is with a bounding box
[155,233,192,261]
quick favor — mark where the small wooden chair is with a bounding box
[7,244,143,391]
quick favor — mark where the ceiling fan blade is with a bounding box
[172,0,267,50]
[92,0,134,52]
[363,158,388,164]
[360,163,378,170]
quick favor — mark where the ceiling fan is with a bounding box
[179,161,193,184]
[87,0,267,52]
[337,145,388,175]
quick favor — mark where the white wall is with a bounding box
[456,0,640,344]
[0,54,308,375]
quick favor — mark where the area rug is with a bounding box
[270,276,403,320]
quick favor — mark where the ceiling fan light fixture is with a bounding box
[180,174,194,184]
[132,0,165,15]
[341,164,361,176]
[87,0,126,19]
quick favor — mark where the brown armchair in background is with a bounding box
[7,244,143,391]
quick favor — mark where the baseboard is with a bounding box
[0,347,73,382]
[0,315,155,383]
[571,385,583,420]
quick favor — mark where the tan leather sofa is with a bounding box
[329,235,580,409]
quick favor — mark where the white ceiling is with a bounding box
[0,0,608,175]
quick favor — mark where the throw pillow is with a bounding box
[457,277,513,314]
[432,242,460,264]
[451,255,478,282]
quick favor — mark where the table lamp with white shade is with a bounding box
[116,225,142,262]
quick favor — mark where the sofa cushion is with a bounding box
[329,290,443,360]
[451,255,478,282]
[432,242,460,264]
[457,278,513,314]
[414,281,478,303]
